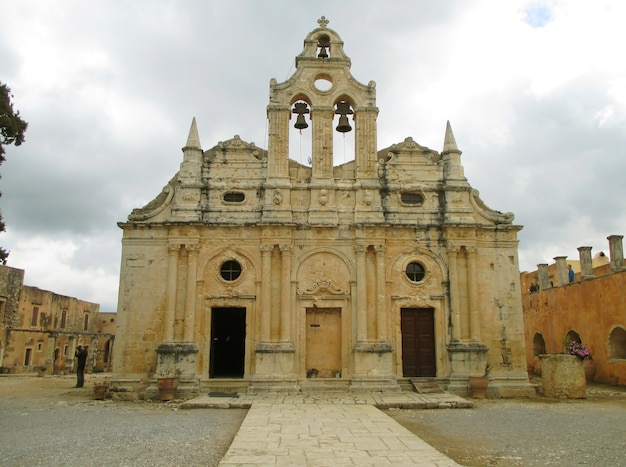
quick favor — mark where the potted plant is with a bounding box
[157,368,181,401]
[468,363,491,399]
[565,341,594,383]
[37,365,47,377]
[93,377,109,400]
[306,368,319,379]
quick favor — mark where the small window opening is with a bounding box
[31,307,39,327]
[223,192,245,203]
[401,192,424,206]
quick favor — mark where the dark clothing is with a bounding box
[75,348,88,387]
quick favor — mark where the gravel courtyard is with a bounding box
[1,374,625,466]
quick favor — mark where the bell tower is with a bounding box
[262,17,381,225]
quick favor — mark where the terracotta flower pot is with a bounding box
[468,376,489,399]
[583,359,596,383]
[157,377,179,401]
[93,385,108,400]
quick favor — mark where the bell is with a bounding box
[294,114,308,130]
[317,46,328,59]
[336,115,352,133]
[292,102,310,130]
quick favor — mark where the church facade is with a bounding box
[112,18,533,399]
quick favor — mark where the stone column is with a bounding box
[183,244,199,342]
[448,246,461,341]
[355,244,368,343]
[554,256,568,286]
[374,245,387,341]
[260,244,273,343]
[537,263,550,290]
[577,246,594,279]
[279,244,292,343]
[608,234,624,272]
[467,247,481,342]
[164,244,180,342]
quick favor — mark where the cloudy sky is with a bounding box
[1,0,625,311]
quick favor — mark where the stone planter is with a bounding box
[157,377,179,401]
[540,354,586,398]
[468,376,489,399]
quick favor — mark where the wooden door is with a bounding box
[305,307,341,378]
[401,308,436,377]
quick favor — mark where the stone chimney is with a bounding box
[537,263,550,290]
[554,256,568,286]
[577,246,594,279]
[608,235,624,272]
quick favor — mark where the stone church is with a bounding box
[112,18,533,399]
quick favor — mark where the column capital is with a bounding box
[354,244,367,254]
[168,244,181,254]
[260,244,274,253]
[279,244,293,253]
[186,244,200,253]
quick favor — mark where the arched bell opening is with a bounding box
[333,98,355,165]
[316,34,331,59]
[289,98,313,166]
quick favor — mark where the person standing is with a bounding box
[74,345,88,388]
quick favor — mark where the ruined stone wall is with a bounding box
[0,274,111,374]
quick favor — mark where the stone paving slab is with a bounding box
[218,402,462,466]
[180,391,469,466]
[181,390,473,410]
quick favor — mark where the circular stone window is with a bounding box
[220,260,242,281]
[405,262,426,282]
[314,76,333,92]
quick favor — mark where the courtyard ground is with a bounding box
[1,374,625,466]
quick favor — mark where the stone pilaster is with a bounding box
[311,107,334,179]
[467,247,481,342]
[259,244,273,343]
[164,244,180,342]
[279,244,292,343]
[448,245,461,342]
[183,244,199,342]
[354,244,367,344]
[374,245,387,342]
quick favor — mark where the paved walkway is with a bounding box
[182,392,470,466]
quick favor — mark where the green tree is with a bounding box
[0,82,28,264]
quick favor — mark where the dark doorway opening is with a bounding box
[209,307,246,378]
[401,308,436,377]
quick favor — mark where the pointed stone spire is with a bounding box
[442,120,461,155]
[184,117,202,150]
